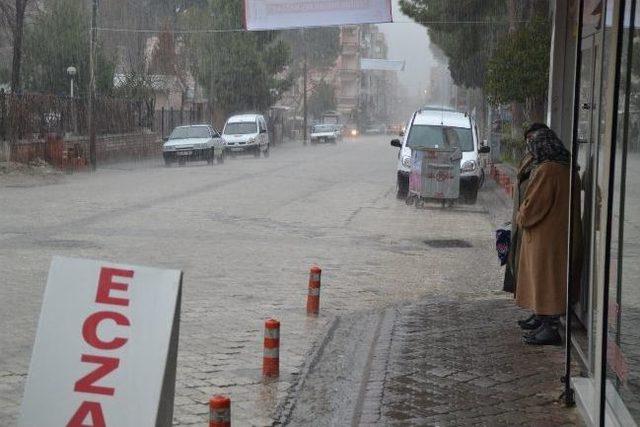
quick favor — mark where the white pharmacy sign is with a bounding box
[19,257,182,427]
[244,0,393,31]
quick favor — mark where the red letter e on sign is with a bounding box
[97,268,133,306]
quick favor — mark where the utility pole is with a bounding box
[302,28,308,145]
[88,0,98,170]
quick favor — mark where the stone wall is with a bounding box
[6,132,162,169]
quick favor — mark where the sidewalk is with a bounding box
[356,178,581,426]
[358,296,581,426]
[284,178,582,426]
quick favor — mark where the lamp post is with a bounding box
[67,66,78,135]
[67,66,76,98]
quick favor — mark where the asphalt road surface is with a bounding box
[0,135,504,425]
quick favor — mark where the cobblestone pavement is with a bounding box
[0,136,501,426]
[285,181,581,426]
[361,298,581,426]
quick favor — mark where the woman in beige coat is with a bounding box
[515,128,571,345]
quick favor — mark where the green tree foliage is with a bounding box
[22,0,114,96]
[485,18,550,108]
[308,80,336,118]
[180,0,290,114]
[399,0,506,88]
[281,27,341,73]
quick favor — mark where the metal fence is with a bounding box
[0,90,207,142]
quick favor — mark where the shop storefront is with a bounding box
[549,0,640,425]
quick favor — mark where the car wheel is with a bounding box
[396,175,409,199]
[254,147,261,158]
[464,188,478,204]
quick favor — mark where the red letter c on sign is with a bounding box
[82,311,130,350]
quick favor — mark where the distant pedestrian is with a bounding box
[515,128,572,345]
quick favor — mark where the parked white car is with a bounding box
[222,114,270,158]
[162,125,224,166]
[310,124,341,144]
[391,108,490,203]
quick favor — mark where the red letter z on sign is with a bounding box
[96,267,134,306]
[74,355,120,396]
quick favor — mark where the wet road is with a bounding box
[0,136,502,425]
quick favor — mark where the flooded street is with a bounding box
[0,136,502,425]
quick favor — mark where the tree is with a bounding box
[485,18,551,121]
[308,80,336,119]
[0,0,30,91]
[281,27,341,72]
[21,0,114,96]
[399,0,506,88]
[180,0,290,116]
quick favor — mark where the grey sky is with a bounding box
[378,0,438,95]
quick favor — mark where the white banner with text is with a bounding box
[244,0,393,30]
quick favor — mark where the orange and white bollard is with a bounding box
[306,266,322,315]
[209,395,231,427]
[262,318,280,378]
[504,176,512,195]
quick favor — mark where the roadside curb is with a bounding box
[274,316,340,425]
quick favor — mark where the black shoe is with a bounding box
[518,315,542,330]
[522,324,561,346]
[517,314,535,327]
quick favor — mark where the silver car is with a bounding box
[162,125,224,166]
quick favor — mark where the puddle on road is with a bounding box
[422,239,473,248]
[34,239,100,249]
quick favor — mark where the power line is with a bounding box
[94,20,528,34]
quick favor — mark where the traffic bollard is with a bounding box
[306,266,322,315]
[262,318,280,378]
[209,395,231,427]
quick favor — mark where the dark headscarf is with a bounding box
[527,128,570,166]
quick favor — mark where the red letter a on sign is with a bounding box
[67,401,106,427]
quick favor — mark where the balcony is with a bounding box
[340,67,359,76]
[337,96,358,108]
[342,43,359,56]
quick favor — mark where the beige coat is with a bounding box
[515,162,571,316]
[504,154,535,293]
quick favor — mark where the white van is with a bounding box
[391,108,490,204]
[222,114,270,158]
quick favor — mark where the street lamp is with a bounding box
[67,66,77,98]
[67,66,78,135]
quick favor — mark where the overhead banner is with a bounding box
[19,257,182,427]
[360,58,406,71]
[244,0,393,31]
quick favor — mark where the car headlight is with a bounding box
[461,160,478,172]
[163,145,175,152]
[402,156,411,168]
[350,129,358,136]
[248,138,256,144]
